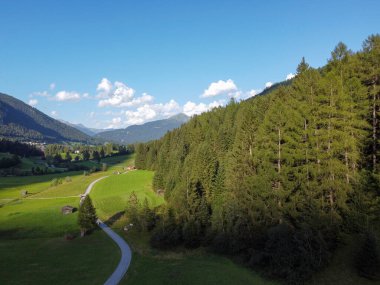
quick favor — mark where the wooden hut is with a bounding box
[61,205,76,215]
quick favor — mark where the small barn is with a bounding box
[61,205,76,215]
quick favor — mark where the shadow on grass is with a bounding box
[104,210,125,226]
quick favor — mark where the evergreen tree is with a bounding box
[78,195,97,237]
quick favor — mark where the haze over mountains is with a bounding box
[0,92,190,144]
[93,113,189,143]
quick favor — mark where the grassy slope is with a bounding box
[91,170,276,285]
[91,171,163,220]
[0,154,134,285]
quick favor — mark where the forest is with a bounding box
[134,35,380,283]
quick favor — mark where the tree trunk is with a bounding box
[278,127,281,174]
[372,82,377,172]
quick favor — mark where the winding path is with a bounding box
[84,176,132,285]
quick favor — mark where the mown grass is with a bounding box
[0,154,134,202]
[91,170,163,220]
[0,154,133,285]
[0,231,119,285]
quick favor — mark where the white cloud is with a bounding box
[54,91,81,101]
[30,90,50,98]
[49,83,56,90]
[123,100,181,125]
[51,110,58,117]
[82,93,90,98]
[202,79,237,98]
[28,99,38,106]
[183,100,225,116]
[97,78,113,98]
[125,105,157,125]
[97,78,136,107]
[265,82,273,88]
[89,111,95,118]
[286,73,295,80]
[107,117,122,129]
[117,93,154,108]
[244,89,261,99]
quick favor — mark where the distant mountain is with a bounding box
[95,113,190,144]
[60,120,107,136]
[0,93,93,143]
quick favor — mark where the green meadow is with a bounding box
[0,155,134,284]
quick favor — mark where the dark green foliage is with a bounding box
[78,195,97,237]
[0,139,44,157]
[0,154,20,168]
[150,208,182,249]
[125,191,141,230]
[135,35,380,283]
[253,225,330,284]
[356,232,380,280]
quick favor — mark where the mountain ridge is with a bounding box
[0,93,93,143]
[95,113,190,143]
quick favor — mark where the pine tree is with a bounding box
[78,195,97,237]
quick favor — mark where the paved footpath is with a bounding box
[84,176,132,285]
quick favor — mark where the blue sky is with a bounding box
[1,0,379,129]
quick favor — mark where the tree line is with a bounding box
[134,35,380,283]
[0,139,44,157]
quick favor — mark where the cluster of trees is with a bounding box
[0,154,21,169]
[135,35,380,283]
[44,143,133,163]
[0,139,44,157]
[125,193,157,232]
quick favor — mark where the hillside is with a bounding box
[135,36,380,283]
[0,93,93,143]
[60,120,107,136]
[95,113,190,143]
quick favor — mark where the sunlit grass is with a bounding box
[0,154,133,285]
[91,170,163,220]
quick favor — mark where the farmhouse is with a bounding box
[61,205,76,215]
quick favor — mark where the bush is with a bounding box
[50,178,63,187]
[150,223,182,249]
[252,224,330,284]
[356,232,380,280]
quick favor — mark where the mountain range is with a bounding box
[94,113,190,144]
[0,93,93,143]
[0,92,190,144]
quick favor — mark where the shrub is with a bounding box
[356,232,380,280]
[252,224,330,284]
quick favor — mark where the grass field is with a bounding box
[91,170,164,220]
[0,154,134,285]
